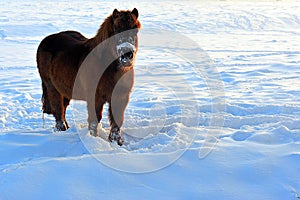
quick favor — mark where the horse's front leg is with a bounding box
[87,100,104,137]
[108,95,129,146]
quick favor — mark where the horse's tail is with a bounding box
[37,40,53,115]
[41,82,52,114]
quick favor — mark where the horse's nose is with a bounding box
[121,50,134,60]
[117,42,136,64]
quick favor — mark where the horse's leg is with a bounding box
[87,100,104,137]
[62,97,70,129]
[108,95,129,146]
[46,84,68,131]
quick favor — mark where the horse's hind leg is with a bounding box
[46,84,68,131]
[63,97,70,129]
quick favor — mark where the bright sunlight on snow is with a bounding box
[0,1,300,199]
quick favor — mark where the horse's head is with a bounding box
[112,8,141,67]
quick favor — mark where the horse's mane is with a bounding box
[84,10,141,50]
[85,14,114,49]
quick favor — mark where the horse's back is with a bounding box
[37,30,88,77]
[37,31,87,56]
[62,31,87,42]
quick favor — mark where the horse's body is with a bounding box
[37,8,141,145]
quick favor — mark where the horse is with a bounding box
[36,8,141,145]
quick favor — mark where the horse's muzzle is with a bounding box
[117,42,136,66]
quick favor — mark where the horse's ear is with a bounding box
[113,9,120,18]
[131,8,139,19]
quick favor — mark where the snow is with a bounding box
[1,0,300,199]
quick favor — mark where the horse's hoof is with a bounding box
[88,122,98,137]
[89,129,99,137]
[55,121,68,131]
[117,137,124,146]
[108,128,123,146]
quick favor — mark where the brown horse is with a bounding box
[37,8,141,145]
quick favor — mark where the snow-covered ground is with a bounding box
[1,1,300,199]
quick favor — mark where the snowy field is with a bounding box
[1,0,300,199]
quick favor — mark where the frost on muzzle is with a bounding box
[115,30,138,66]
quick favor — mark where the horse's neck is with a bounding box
[85,37,102,50]
[85,17,113,50]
